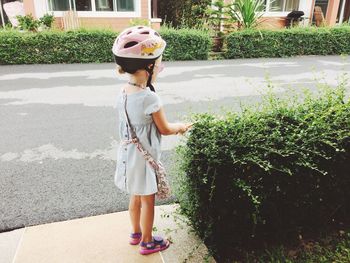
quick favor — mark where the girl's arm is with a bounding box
[152,107,192,135]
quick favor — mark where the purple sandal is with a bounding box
[139,236,170,255]
[129,232,142,245]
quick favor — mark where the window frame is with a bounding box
[263,0,301,17]
[48,0,141,18]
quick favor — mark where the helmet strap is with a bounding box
[145,62,156,92]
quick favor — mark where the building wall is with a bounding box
[53,17,137,31]
[28,0,154,31]
[310,0,316,19]
[325,0,341,25]
[258,17,287,29]
[25,0,344,30]
[23,0,36,17]
[140,0,148,18]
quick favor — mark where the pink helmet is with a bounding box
[112,25,166,60]
[112,25,166,91]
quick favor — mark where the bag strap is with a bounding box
[122,89,160,171]
[122,89,137,140]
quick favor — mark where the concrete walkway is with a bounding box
[1,204,215,263]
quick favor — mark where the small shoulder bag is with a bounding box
[121,90,171,200]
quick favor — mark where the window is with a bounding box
[76,0,92,11]
[49,0,71,11]
[314,0,328,17]
[265,0,300,12]
[284,0,299,11]
[48,0,135,12]
[117,0,134,11]
[96,0,114,11]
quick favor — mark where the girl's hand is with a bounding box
[177,123,193,135]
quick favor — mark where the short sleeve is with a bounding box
[143,92,162,115]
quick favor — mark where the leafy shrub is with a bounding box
[226,26,350,58]
[158,0,211,29]
[16,13,55,32]
[0,30,117,64]
[247,230,350,262]
[16,14,40,32]
[0,28,210,64]
[226,0,266,30]
[39,14,55,29]
[174,83,350,261]
[160,27,211,60]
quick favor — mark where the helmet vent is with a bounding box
[126,31,132,35]
[154,32,160,36]
[137,26,144,29]
[124,41,139,48]
[140,31,149,34]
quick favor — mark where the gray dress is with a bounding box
[114,87,162,195]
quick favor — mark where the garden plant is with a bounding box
[206,0,228,51]
[226,0,267,30]
[174,79,350,262]
[158,0,211,29]
[16,13,54,32]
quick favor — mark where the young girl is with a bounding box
[112,26,192,255]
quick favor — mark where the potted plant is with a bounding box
[16,13,55,32]
[16,14,40,32]
[39,14,55,30]
[206,0,228,52]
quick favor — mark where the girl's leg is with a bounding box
[140,194,155,243]
[129,195,142,233]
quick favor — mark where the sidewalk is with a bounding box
[1,204,215,263]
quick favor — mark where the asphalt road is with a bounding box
[1,56,350,233]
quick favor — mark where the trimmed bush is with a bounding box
[225,26,350,58]
[174,84,350,261]
[0,30,117,64]
[160,27,211,60]
[0,28,211,64]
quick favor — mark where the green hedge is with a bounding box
[226,26,350,58]
[0,30,117,64]
[4,26,350,64]
[174,85,350,261]
[0,28,211,64]
[160,27,211,60]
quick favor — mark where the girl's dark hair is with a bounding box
[114,55,159,92]
[114,56,157,74]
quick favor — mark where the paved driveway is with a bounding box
[1,56,349,232]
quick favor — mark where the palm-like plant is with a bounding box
[227,0,266,30]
